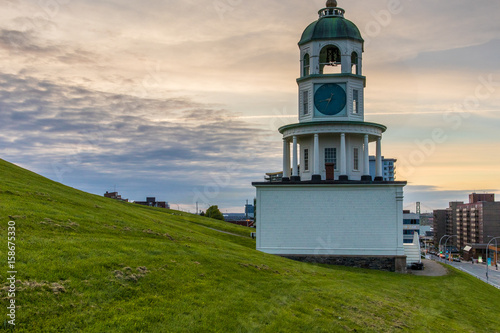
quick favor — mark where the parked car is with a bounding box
[410,262,424,270]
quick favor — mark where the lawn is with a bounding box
[0,159,499,332]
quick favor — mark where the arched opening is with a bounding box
[319,45,341,74]
[351,52,359,75]
[303,53,310,77]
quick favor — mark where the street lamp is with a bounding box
[438,234,450,259]
[486,236,500,283]
[444,235,458,263]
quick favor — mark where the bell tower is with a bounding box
[252,0,407,273]
[297,0,365,123]
[276,0,387,182]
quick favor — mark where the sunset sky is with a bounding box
[1,0,500,213]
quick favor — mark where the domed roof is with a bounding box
[299,16,363,46]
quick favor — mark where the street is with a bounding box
[432,257,500,289]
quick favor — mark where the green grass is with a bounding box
[0,158,499,332]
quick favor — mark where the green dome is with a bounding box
[299,16,363,45]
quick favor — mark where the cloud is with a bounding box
[0,29,59,54]
[0,72,279,208]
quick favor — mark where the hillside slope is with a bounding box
[0,159,499,332]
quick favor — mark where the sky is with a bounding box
[1,0,500,213]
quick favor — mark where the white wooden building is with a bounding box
[253,0,407,272]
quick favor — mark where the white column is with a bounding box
[282,139,290,179]
[292,136,298,178]
[363,134,370,176]
[340,133,347,176]
[341,53,349,74]
[376,137,382,179]
[313,134,320,176]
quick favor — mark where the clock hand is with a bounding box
[319,98,332,103]
[326,93,334,108]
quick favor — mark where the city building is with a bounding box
[245,202,255,219]
[104,191,128,202]
[433,193,500,251]
[223,213,246,221]
[369,156,396,181]
[403,211,420,244]
[223,201,256,227]
[134,197,169,209]
[252,1,407,273]
[457,194,500,249]
[433,209,448,247]
[419,212,433,226]
[224,213,255,227]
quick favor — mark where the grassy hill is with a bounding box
[0,159,499,332]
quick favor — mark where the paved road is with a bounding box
[432,257,500,289]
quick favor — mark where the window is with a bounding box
[304,149,309,171]
[325,148,337,167]
[303,91,309,115]
[353,90,359,114]
[303,54,310,76]
[353,148,359,171]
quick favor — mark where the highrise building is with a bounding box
[433,194,500,249]
[369,156,396,181]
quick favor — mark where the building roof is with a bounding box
[279,121,387,135]
[299,16,363,46]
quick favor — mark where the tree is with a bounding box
[205,205,224,221]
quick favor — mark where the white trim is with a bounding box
[282,123,383,139]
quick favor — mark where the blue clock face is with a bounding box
[314,83,347,116]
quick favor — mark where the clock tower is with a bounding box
[298,0,364,122]
[253,1,407,273]
[279,0,386,182]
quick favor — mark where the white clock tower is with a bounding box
[281,0,386,182]
[298,0,364,122]
[253,1,408,273]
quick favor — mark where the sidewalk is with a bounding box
[408,259,448,276]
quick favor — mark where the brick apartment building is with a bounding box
[434,193,500,250]
[104,191,128,202]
